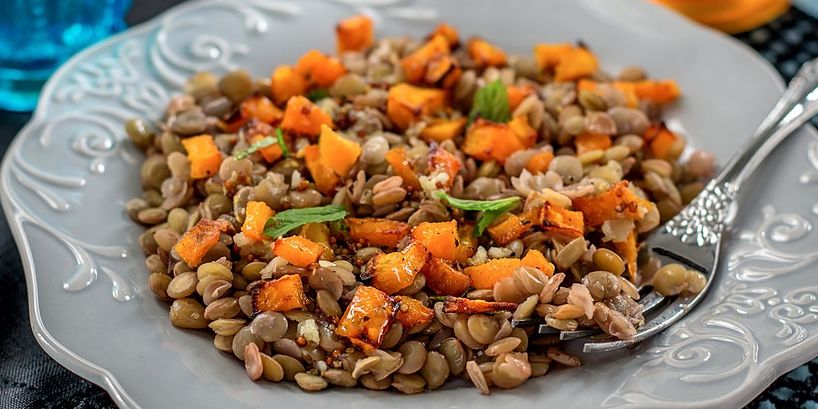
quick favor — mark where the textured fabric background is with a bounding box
[1,2,817,408]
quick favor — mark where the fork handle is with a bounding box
[715,59,818,193]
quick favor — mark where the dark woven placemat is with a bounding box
[1,3,817,408]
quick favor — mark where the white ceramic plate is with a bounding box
[4,0,818,408]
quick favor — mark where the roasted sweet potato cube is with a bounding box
[467,38,507,68]
[526,150,554,174]
[520,249,554,276]
[241,201,275,242]
[453,224,478,262]
[318,124,361,177]
[509,115,537,148]
[614,230,639,283]
[395,296,434,328]
[571,181,652,226]
[273,236,325,267]
[346,217,411,248]
[464,258,522,290]
[462,119,525,164]
[174,218,230,268]
[575,133,612,155]
[420,117,467,142]
[400,35,451,85]
[533,43,573,70]
[304,144,340,195]
[540,202,584,238]
[431,23,459,46]
[442,297,517,314]
[366,242,429,294]
[251,274,308,314]
[271,65,308,105]
[554,47,598,82]
[487,212,532,245]
[335,286,398,351]
[280,96,333,138]
[386,83,447,130]
[181,135,222,179]
[422,257,471,296]
[643,124,680,160]
[412,221,458,260]
[336,15,374,53]
[634,80,681,104]
[384,146,421,190]
[295,50,346,88]
[506,84,536,111]
[428,144,463,189]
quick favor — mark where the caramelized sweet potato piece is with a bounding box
[571,181,651,226]
[422,256,471,296]
[271,65,308,105]
[240,96,282,125]
[241,201,274,242]
[428,144,463,188]
[181,135,222,179]
[614,230,639,283]
[251,274,307,314]
[304,144,340,194]
[347,217,411,248]
[487,212,532,245]
[245,120,285,163]
[508,115,538,148]
[540,202,585,238]
[462,119,525,164]
[506,84,536,111]
[453,224,478,263]
[174,218,230,268]
[295,50,347,88]
[366,242,429,294]
[643,123,680,160]
[467,38,507,68]
[520,249,554,276]
[464,258,522,290]
[554,47,598,82]
[431,23,459,46]
[526,150,554,174]
[335,286,398,351]
[577,79,639,108]
[384,146,421,190]
[318,124,361,177]
[386,83,447,130]
[420,117,467,142]
[634,80,681,104]
[280,96,333,138]
[401,35,454,85]
[442,296,517,314]
[412,221,458,260]
[575,133,612,155]
[273,236,325,267]
[336,15,374,53]
[395,296,434,328]
[533,43,573,69]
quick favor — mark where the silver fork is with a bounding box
[518,59,818,353]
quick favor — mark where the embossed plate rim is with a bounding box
[2,0,816,408]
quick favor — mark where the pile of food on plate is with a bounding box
[125,15,715,394]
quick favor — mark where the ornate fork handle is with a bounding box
[666,59,818,247]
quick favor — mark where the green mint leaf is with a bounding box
[276,128,289,158]
[467,79,510,124]
[234,135,277,160]
[435,191,520,236]
[307,88,330,102]
[263,205,347,239]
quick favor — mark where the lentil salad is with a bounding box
[126,16,715,394]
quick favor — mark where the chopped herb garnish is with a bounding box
[307,88,330,101]
[435,191,520,236]
[263,205,347,239]
[468,79,511,124]
[275,128,289,158]
[234,135,276,160]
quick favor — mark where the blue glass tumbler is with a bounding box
[0,0,131,112]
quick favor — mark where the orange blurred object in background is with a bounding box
[655,0,790,33]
